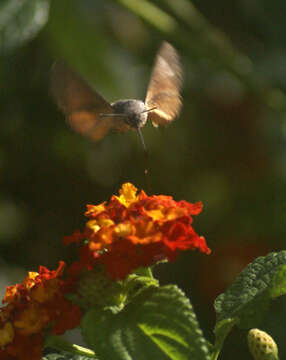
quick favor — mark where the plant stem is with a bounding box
[45,335,96,358]
[135,266,154,279]
[210,348,221,360]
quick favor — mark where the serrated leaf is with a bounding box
[0,0,50,55]
[214,251,286,329]
[81,285,210,360]
[269,264,286,298]
[43,351,95,360]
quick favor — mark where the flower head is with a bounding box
[0,262,81,360]
[65,183,210,280]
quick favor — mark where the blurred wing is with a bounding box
[51,62,114,141]
[145,42,183,126]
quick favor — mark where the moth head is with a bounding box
[110,100,148,129]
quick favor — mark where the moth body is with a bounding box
[111,99,148,130]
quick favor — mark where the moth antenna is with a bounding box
[99,113,126,118]
[141,106,157,114]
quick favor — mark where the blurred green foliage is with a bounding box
[1,0,286,358]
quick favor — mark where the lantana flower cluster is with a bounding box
[0,183,210,359]
[65,183,211,280]
[0,262,81,360]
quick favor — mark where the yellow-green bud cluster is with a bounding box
[248,328,279,360]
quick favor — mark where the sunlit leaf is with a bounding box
[82,285,210,360]
[214,251,286,329]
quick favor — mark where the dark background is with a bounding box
[1,0,286,358]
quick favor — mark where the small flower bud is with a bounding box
[75,267,125,309]
[248,328,279,360]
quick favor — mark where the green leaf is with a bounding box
[81,285,210,360]
[214,251,286,329]
[269,264,286,298]
[212,318,238,360]
[0,0,50,55]
[124,274,159,301]
[43,351,94,360]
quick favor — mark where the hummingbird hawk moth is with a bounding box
[51,42,183,149]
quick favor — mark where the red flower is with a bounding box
[65,183,210,280]
[0,262,82,360]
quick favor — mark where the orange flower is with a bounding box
[13,303,50,336]
[0,262,82,360]
[65,183,211,280]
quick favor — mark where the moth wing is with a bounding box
[51,62,114,141]
[145,42,183,127]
